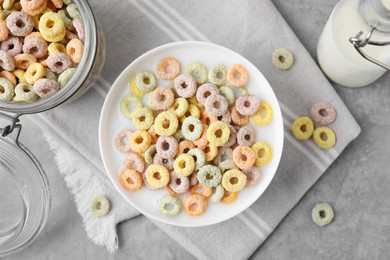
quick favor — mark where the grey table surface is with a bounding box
[4,0,390,259]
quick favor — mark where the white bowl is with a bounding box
[99,41,284,227]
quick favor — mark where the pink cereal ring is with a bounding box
[32,78,60,98]
[66,38,83,64]
[156,57,181,80]
[0,50,15,71]
[204,94,228,117]
[237,125,256,146]
[311,102,337,125]
[115,129,133,152]
[73,19,84,42]
[244,167,261,186]
[5,11,33,37]
[65,30,78,40]
[196,83,219,104]
[124,153,145,173]
[223,125,237,148]
[0,36,22,57]
[47,52,72,73]
[156,136,178,159]
[153,154,174,171]
[150,86,174,110]
[235,94,261,116]
[189,172,198,187]
[173,74,197,98]
[22,37,48,59]
[14,53,37,70]
[217,110,232,124]
[227,64,249,88]
[169,172,190,194]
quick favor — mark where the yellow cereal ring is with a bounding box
[252,101,273,126]
[221,169,247,192]
[202,143,218,161]
[221,191,238,203]
[129,130,152,154]
[13,69,27,83]
[25,62,45,84]
[206,121,231,147]
[292,116,314,140]
[48,42,66,55]
[154,111,178,137]
[145,164,170,189]
[313,127,336,149]
[251,141,272,166]
[173,154,195,177]
[129,77,145,97]
[179,104,200,123]
[131,107,154,130]
[38,12,66,42]
[169,97,188,117]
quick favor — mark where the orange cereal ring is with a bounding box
[129,130,152,154]
[66,38,83,64]
[202,143,218,161]
[49,0,62,8]
[0,20,9,41]
[13,2,22,11]
[165,185,178,196]
[156,57,181,80]
[221,190,238,203]
[0,71,16,86]
[25,31,44,41]
[184,194,208,216]
[22,0,47,16]
[200,111,217,125]
[120,169,143,191]
[231,105,250,126]
[232,145,255,170]
[14,53,37,70]
[227,64,249,88]
[147,125,159,144]
[177,140,195,155]
[193,124,208,148]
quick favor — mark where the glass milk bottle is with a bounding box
[317,0,390,87]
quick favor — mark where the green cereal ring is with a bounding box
[169,97,189,117]
[211,185,225,203]
[182,116,203,141]
[159,194,182,217]
[292,116,314,140]
[218,159,238,173]
[219,85,235,105]
[222,169,247,192]
[66,3,81,19]
[62,0,73,5]
[90,195,111,217]
[58,68,76,87]
[240,87,249,95]
[131,107,154,130]
[14,83,38,102]
[173,129,185,142]
[197,165,222,187]
[0,78,14,101]
[44,68,58,81]
[186,62,208,84]
[120,94,143,119]
[312,203,334,226]
[135,71,157,93]
[58,10,75,31]
[3,0,14,10]
[208,64,227,86]
[188,148,206,171]
[144,144,157,164]
[272,48,294,70]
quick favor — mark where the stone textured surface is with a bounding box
[3,0,389,259]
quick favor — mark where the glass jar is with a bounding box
[0,0,105,256]
[317,0,390,87]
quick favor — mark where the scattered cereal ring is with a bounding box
[169,97,188,117]
[221,190,238,203]
[114,129,132,152]
[32,78,59,98]
[144,144,157,164]
[206,121,230,147]
[292,116,314,140]
[312,202,334,226]
[154,111,179,137]
[237,125,256,146]
[311,102,336,126]
[124,153,145,173]
[168,172,189,194]
[185,62,208,84]
[252,101,273,126]
[119,94,143,119]
[193,124,208,148]
[218,159,237,173]
[222,169,247,192]
[90,195,110,218]
[173,153,195,177]
[196,83,219,104]
[156,57,181,80]
[232,145,255,170]
[223,125,237,148]
[129,130,152,154]
[14,53,37,69]
[244,167,261,186]
[131,107,154,130]
[129,77,144,97]
[153,154,174,171]
[231,105,250,126]
[213,147,233,165]
[5,11,33,36]
[219,85,235,105]
[173,74,197,98]
[0,78,14,101]
[182,116,203,141]
[57,67,76,87]
[197,165,222,187]
[313,126,336,149]
[120,168,143,191]
[145,164,170,189]
[47,52,72,73]
[156,136,178,159]
[0,50,15,71]
[188,148,206,171]
[208,64,227,86]
[251,141,272,166]
[227,64,249,88]
[217,110,232,124]
[0,36,22,56]
[202,143,218,161]
[25,62,44,84]
[14,82,37,101]
[211,185,225,203]
[66,38,83,64]
[204,94,228,117]
[159,194,182,217]
[135,71,157,93]
[177,140,195,155]
[39,12,66,42]
[272,48,294,70]
[184,194,208,216]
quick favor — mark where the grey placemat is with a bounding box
[33,0,360,259]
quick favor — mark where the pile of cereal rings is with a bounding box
[0,0,84,102]
[115,57,274,217]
